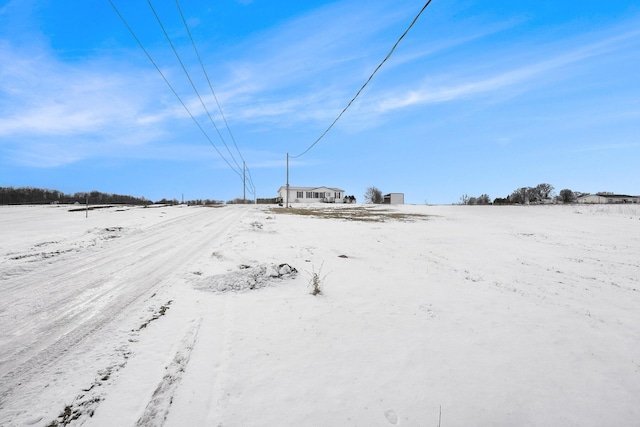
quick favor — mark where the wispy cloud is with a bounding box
[0,46,164,137]
[0,0,22,16]
[210,5,640,135]
[184,2,530,130]
[3,0,639,172]
[0,41,200,166]
[204,1,419,121]
[0,0,527,150]
[574,141,640,153]
[2,140,85,168]
[385,15,527,71]
[373,26,640,114]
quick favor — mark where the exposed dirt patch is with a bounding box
[46,345,132,426]
[136,301,173,331]
[9,248,75,261]
[68,205,116,212]
[270,206,430,222]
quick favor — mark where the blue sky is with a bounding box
[1,0,639,204]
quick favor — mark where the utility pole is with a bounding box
[243,161,246,204]
[286,152,289,208]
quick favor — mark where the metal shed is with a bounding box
[383,193,404,204]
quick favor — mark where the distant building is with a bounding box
[576,194,639,204]
[576,194,607,204]
[383,193,404,205]
[277,186,345,204]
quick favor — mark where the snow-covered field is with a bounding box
[1,203,639,426]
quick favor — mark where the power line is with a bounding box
[108,0,244,182]
[146,0,244,176]
[175,0,254,188]
[174,0,257,195]
[290,0,434,159]
[245,166,256,194]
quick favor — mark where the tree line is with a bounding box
[461,183,584,205]
[0,187,247,206]
[0,187,155,205]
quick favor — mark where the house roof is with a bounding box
[278,186,345,192]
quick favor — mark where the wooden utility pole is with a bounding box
[243,161,246,203]
[286,153,289,208]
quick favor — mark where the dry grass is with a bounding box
[270,205,429,222]
[308,264,327,296]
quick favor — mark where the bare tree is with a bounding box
[477,194,491,205]
[364,187,383,204]
[559,189,575,204]
[509,187,529,204]
[535,183,555,201]
[460,193,491,205]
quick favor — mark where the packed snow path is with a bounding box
[0,205,253,425]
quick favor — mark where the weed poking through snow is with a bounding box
[308,264,327,296]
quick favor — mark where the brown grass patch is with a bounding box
[270,206,429,222]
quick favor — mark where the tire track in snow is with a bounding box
[135,321,201,427]
[0,207,248,416]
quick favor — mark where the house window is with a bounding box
[297,191,304,198]
[306,192,312,198]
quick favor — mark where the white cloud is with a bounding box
[207,1,418,114]
[3,0,639,170]
[372,25,640,114]
[574,141,640,153]
[0,41,203,166]
[0,46,159,137]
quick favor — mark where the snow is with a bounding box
[1,203,639,426]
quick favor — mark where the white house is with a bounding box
[577,194,639,204]
[383,193,404,205]
[576,194,607,204]
[277,186,345,204]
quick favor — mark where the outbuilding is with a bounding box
[383,193,404,205]
[577,194,639,204]
[576,194,608,204]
